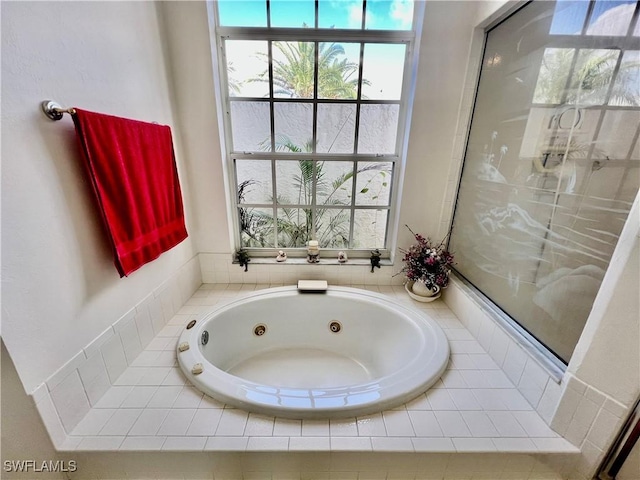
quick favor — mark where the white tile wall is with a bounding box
[563,396,600,446]
[49,370,91,432]
[100,333,129,383]
[33,389,68,448]
[118,317,144,365]
[199,253,405,287]
[536,376,563,425]
[133,305,156,347]
[45,351,87,391]
[549,373,630,480]
[83,326,115,359]
[443,279,561,412]
[78,351,107,388]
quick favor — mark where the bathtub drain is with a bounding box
[254,324,267,336]
[329,321,342,333]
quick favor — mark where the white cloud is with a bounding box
[390,0,414,28]
[346,1,364,28]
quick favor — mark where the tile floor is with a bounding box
[61,284,577,454]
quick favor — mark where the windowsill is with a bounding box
[233,258,395,267]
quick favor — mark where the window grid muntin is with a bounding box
[227,97,404,155]
[530,0,640,169]
[532,51,639,165]
[234,154,394,252]
[216,4,417,256]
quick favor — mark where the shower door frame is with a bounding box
[447,0,640,369]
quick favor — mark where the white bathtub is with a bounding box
[177,286,450,419]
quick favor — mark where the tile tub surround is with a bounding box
[31,257,202,447]
[43,284,579,463]
[442,277,633,479]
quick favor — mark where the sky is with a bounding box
[549,0,637,35]
[217,0,414,30]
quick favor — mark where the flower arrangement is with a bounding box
[398,226,455,290]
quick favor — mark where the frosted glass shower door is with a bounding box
[449,0,640,362]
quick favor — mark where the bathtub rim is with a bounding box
[177,285,450,419]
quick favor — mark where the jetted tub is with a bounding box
[177,285,450,419]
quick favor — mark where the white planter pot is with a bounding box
[411,280,440,297]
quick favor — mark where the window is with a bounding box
[449,0,640,363]
[211,0,421,257]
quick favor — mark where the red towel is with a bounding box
[72,109,188,277]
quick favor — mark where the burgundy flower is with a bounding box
[396,225,455,288]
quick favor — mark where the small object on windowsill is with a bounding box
[337,251,348,263]
[370,249,381,272]
[307,240,320,263]
[276,250,287,262]
[235,248,250,272]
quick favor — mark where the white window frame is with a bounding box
[207,0,425,259]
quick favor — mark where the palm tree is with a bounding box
[250,34,368,99]
[239,134,390,249]
[534,48,639,106]
[237,180,273,247]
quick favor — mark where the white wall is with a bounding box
[568,194,639,406]
[157,1,233,255]
[397,1,481,248]
[1,1,196,393]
